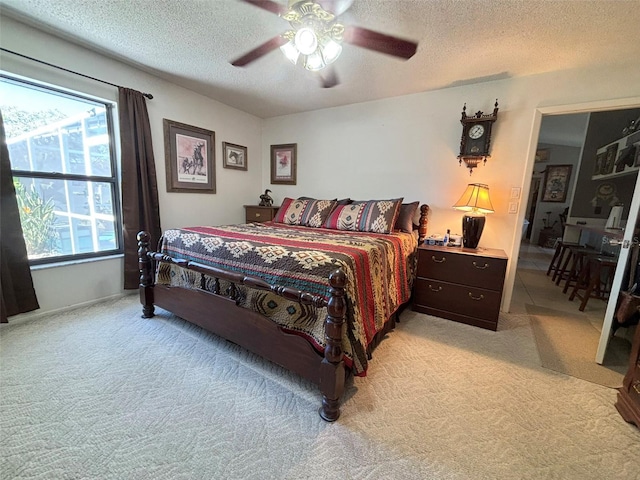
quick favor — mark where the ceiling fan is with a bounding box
[230,0,419,88]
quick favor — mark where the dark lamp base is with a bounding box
[462,214,486,249]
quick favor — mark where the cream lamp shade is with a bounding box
[452,183,495,214]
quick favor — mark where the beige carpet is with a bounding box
[526,304,630,388]
[2,295,639,479]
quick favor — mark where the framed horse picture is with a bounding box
[163,119,215,193]
[270,143,297,185]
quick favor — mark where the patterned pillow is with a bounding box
[394,201,420,233]
[273,197,337,228]
[298,196,351,205]
[323,198,403,234]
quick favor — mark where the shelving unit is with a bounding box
[592,130,640,181]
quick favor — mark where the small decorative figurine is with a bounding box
[259,189,273,207]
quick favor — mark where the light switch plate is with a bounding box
[508,202,518,214]
[510,187,521,199]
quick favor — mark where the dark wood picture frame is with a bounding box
[164,119,215,193]
[222,142,248,171]
[541,164,572,202]
[270,143,297,185]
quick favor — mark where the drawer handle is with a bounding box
[473,261,489,270]
[431,256,446,263]
[255,213,261,218]
[633,382,640,395]
[468,292,484,301]
[428,284,442,292]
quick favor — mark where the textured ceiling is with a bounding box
[1,0,639,118]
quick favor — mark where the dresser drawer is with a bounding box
[414,278,502,322]
[417,249,506,291]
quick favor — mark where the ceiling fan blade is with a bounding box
[239,0,288,15]
[319,66,340,88]
[343,25,418,59]
[231,36,288,67]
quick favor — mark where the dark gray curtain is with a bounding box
[0,110,39,322]
[118,88,161,289]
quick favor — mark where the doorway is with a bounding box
[512,98,640,374]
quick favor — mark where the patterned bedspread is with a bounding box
[157,222,418,375]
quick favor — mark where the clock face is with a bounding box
[468,124,485,139]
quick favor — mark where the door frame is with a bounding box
[512,96,640,363]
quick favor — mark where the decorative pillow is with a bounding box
[323,198,403,234]
[298,196,351,205]
[394,201,420,233]
[274,197,337,228]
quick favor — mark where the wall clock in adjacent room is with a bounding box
[458,100,499,173]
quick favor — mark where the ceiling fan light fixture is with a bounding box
[303,50,325,71]
[280,40,300,64]
[294,27,318,55]
[320,38,342,65]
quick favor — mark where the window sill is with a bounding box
[31,253,124,271]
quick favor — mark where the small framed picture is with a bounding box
[593,151,607,176]
[535,148,550,163]
[222,142,247,171]
[270,143,297,185]
[163,119,215,193]
[541,164,572,202]
[602,143,618,175]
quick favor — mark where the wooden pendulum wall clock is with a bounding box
[458,99,499,174]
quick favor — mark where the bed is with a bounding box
[138,199,429,421]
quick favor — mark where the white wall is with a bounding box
[262,68,640,311]
[1,16,262,315]
[4,14,640,317]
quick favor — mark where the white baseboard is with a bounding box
[3,291,137,325]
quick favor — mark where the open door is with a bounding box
[596,170,640,363]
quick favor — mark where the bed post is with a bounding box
[137,231,155,318]
[319,268,347,422]
[418,204,430,243]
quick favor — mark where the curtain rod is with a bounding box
[0,47,153,99]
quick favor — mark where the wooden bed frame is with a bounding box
[137,204,429,421]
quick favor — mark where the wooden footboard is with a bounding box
[137,231,347,421]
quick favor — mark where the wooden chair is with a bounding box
[546,240,581,277]
[569,256,617,311]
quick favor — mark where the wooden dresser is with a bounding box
[244,205,279,223]
[413,244,508,331]
[615,324,640,428]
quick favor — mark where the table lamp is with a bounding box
[452,183,494,249]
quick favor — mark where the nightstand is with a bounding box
[244,205,280,223]
[413,244,508,331]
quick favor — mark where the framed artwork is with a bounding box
[541,164,572,202]
[222,142,247,171]
[593,151,607,176]
[535,148,550,163]
[270,143,297,185]
[163,119,215,193]
[601,143,618,175]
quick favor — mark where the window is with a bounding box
[1,75,122,264]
